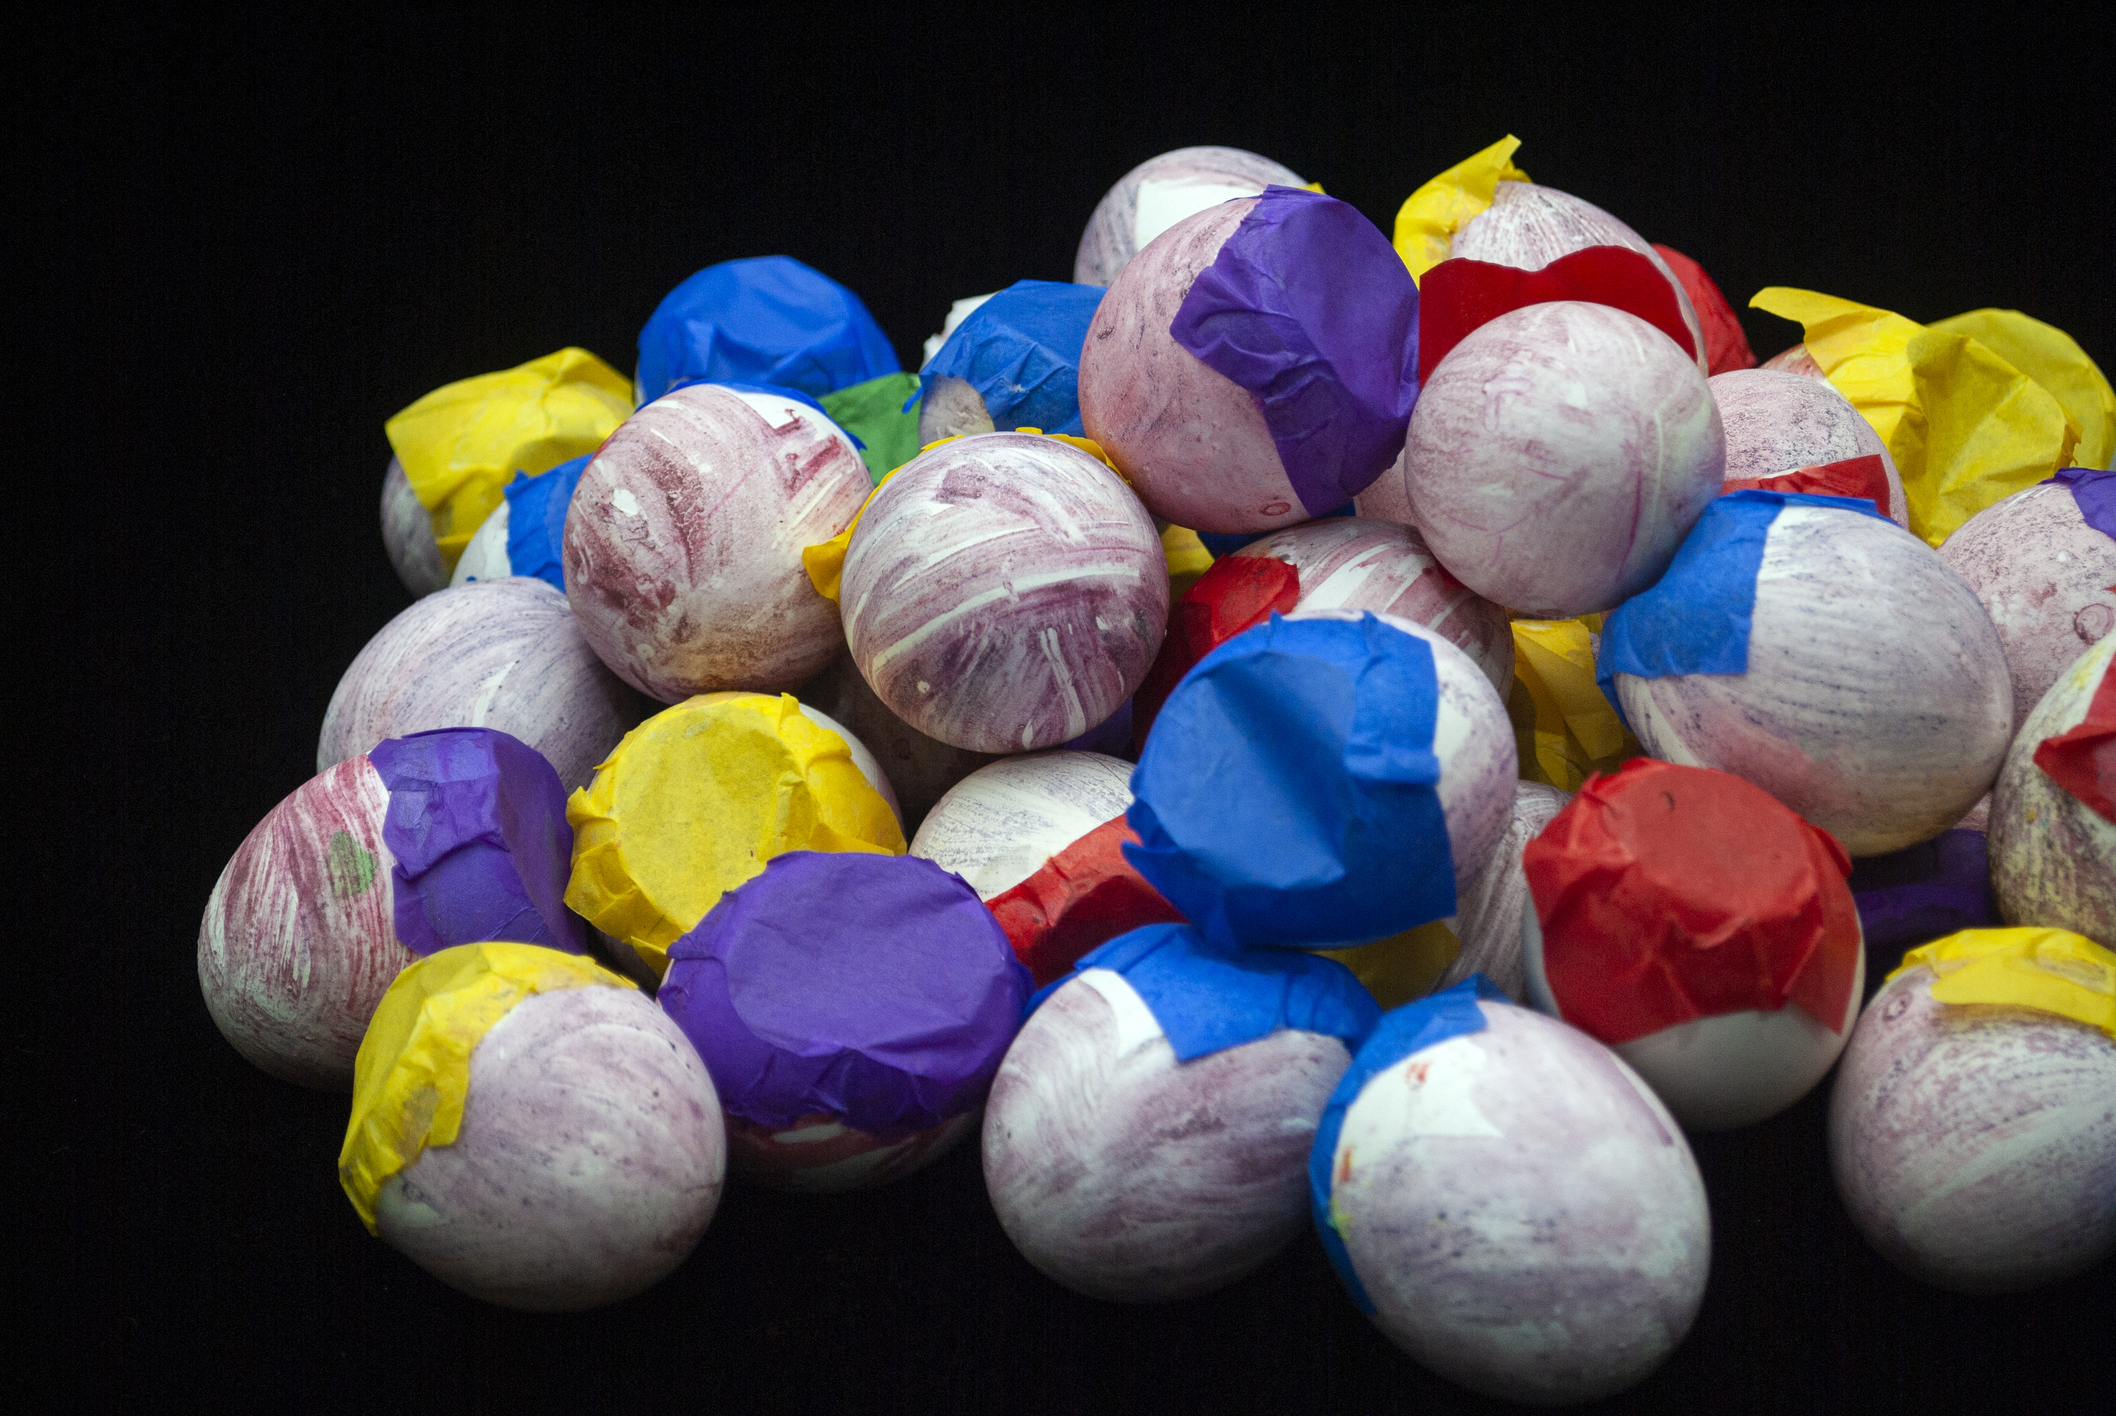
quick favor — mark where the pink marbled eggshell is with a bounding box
[198,757,409,1089]
[1939,480,2116,732]
[1762,344,1827,379]
[1709,368,1909,526]
[1405,301,1725,617]
[1328,1001,1709,1404]
[1827,965,2116,1291]
[983,969,1351,1302]
[1616,504,2014,855]
[319,576,643,793]
[800,654,1001,835]
[1988,633,2116,940]
[1073,145,1304,288]
[841,435,1166,754]
[910,751,1136,899]
[380,456,448,597]
[1436,781,1572,999]
[564,384,871,702]
[375,986,725,1311]
[725,1111,978,1194]
[1351,445,1416,528]
[1234,517,1515,696]
[1077,199,1311,535]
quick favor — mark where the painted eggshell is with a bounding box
[1827,964,2116,1291]
[198,757,407,1089]
[1073,145,1305,287]
[724,1111,978,1195]
[1988,634,2116,939]
[916,373,997,444]
[801,654,999,834]
[1405,301,1725,617]
[374,986,725,1311]
[319,577,643,794]
[911,751,1135,898]
[984,968,1350,1301]
[380,456,448,597]
[564,384,870,701]
[1939,481,2116,732]
[841,433,1165,754]
[1436,781,1570,1000]
[1326,1000,1710,1404]
[1710,368,1910,526]
[449,498,513,586]
[1233,517,1515,696]
[1762,344,1827,379]
[1351,445,1415,528]
[1616,504,2013,855]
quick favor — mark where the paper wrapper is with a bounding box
[1134,553,1300,750]
[1391,135,1531,284]
[1507,619,1639,792]
[2032,648,2116,823]
[918,280,1106,436]
[500,456,591,591]
[1929,309,2114,474]
[821,372,925,483]
[1724,453,1891,514]
[986,814,1188,986]
[1419,246,1694,380]
[634,255,897,405]
[1886,928,2115,1040]
[1651,244,1757,376]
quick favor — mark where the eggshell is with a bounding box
[373,986,726,1311]
[1710,368,1910,526]
[915,372,997,444]
[1350,446,1415,527]
[1232,517,1515,696]
[1939,480,2116,731]
[380,455,448,597]
[1988,634,2116,939]
[801,654,999,834]
[1325,1000,1710,1404]
[983,968,1350,1301]
[449,498,513,585]
[725,1111,979,1194]
[1616,504,2014,854]
[1762,344,1827,379]
[1073,145,1305,287]
[319,577,643,794]
[841,434,1165,753]
[564,384,870,701]
[1435,781,1570,1000]
[910,751,1135,898]
[1404,301,1724,617]
[1827,963,2116,1291]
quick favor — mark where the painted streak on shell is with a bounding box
[802,654,1001,835]
[724,1110,978,1194]
[1988,633,2116,940]
[1405,301,1725,618]
[318,576,643,794]
[1618,505,2013,856]
[910,751,1135,898]
[1072,145,1304,288]
[1330,1002,1709,1405]
[1827,965,2116,1291]
[1352,444,1417,528]
[1940,481,2116,732]
[1077,199,1307,535]
[1450,181,1707,375]
[1234,517,1516,696]
[983,969,1351,1302]
[375,987,726,1312]
[197,757,408,1090]
[380,456,448,597]
[563,384,870,702]
[841,435,1166,754]
[1709,368,1910,527]
[1438,781,1572,1000]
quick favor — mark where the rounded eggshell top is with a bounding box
[375,986,726,1313]
[1405,301,1725,617]
[198,756,408,1089]
[799,654,1000,836]
[1827,963,2116,1292]
[841,434,1166,754]
[1438,780,1572,999]
[564,384,871,702]
[1939,480,2116,731]
[1617,504,2013,856]
[1077,199,1311,536]
[449,499,513,586]
[319,576,643,794]
[1709,368,1909,526]
[1073,145,1305,287]
[910,751,1135,899]
[1988,633,2116,940]
[381,456,448,597]
[1327,1000,1710,1404]
[1232,517,1515,696]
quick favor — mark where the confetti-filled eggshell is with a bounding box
[1988,634,2116,939]
[802,654,1000,834]
[1710,368,1910,526]
[1436,781,1570,999]
[911,751,1135,898]
[723,1111,979,1195]
[380,456,448,597]
[565,384,870,701]
[1073,145,1306,287]
[1350,446,1414,528]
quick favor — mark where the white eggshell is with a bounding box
[1326,1000,1710,1404]
[801,654,1000,834]
[915,373,997,443]
[984,968,1351,1301]
[449,499,514,586]
[1827,964,2116,1291]
[380,456,448,597]
[1709,368,1910,526]
[1073,145,1305,287]
[910,751,1135,899]
[1435,781,1571,999]
[1988,633,2116,939]
[1615,503,2014,854]
[724,1111,978,1194]
[921,290,998,367]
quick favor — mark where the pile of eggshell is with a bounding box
[200,139,2116,1404]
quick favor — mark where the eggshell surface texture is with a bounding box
[1439,781,1570,999]
[565,384,871,701]
[381,456,448,596]
[1325,998,1710,1404]
[1828,963,2116,1291]
[1989,634,2116,940]
[319,577,642,794]
[910,751,1135,896]
[1405,301,1724,617]
[800,654,998,834]
[840,434,1165,754]
[449,500,513,586]
[1073,145,1306,287]
[1711,368,1909,525]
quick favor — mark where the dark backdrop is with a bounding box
[24,10,2111,1413]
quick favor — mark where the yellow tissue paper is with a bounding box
[1392,135,1531,285]
[564,692,906,977]
[1507,619,1639,791]
[338,942,633,1233]
[1750,289,2079,546]
[384,347,633,574]
[1161,525,1214,597]
[1927,309,2115,473]
[1319,919,1462,1010]
[1887,928,2116,1039]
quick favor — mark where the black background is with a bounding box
[24,10,2113,1413]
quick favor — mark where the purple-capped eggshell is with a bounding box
[1073,145,1305,288]
[380,456,448,597]
[910,751,1135,899]
[725,1110,978,1194]
[1710,368,1910,526]
[1988,633,2116,939]
[801,654,1000,834]
[1435,781,1571,999]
